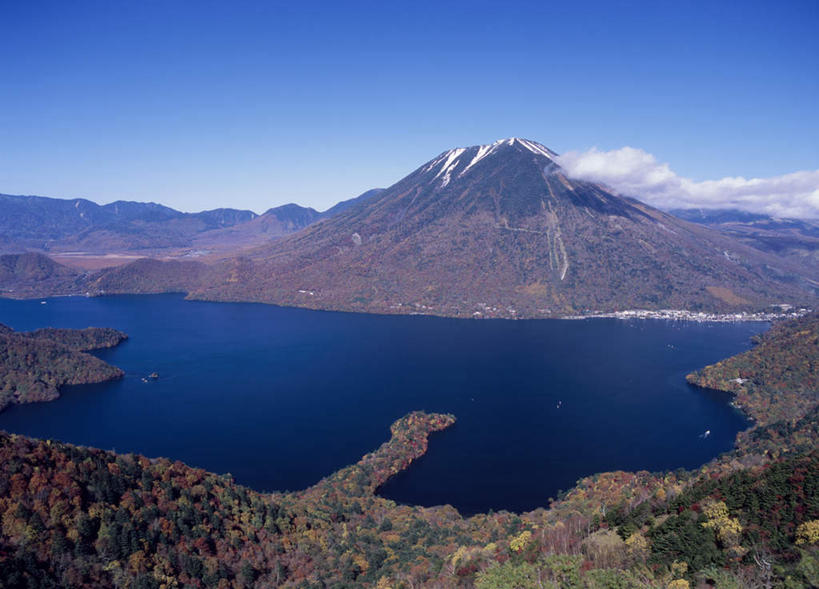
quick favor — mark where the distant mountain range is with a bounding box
[1,139,816,316]
[670,207,819,268]
[0,193,255,253]
[0,189,383,258]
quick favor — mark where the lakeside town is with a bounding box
[564,306,812,323]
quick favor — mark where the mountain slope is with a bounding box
[190,203,322,254]
[190,192,386,255]
[0,252,86,297]
[320,187,385,218]
[671,208,819,268]
[191,138,817,317]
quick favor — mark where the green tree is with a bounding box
[475,561,540,589]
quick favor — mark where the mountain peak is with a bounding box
[423,138,560,187]
[496,137,559,157]
[440,137,558,159]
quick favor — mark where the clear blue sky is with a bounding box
[1,0,817,213]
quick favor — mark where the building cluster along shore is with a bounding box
[564,307,811,322]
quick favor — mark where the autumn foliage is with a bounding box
[0,323,127,412]
[1,314,818,587]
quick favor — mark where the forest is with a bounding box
[687,312,818,426]
[0,324,127,412]
[0,314,817,587]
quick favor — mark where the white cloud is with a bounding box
[556,147,819,219]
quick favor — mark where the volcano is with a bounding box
[185,138,816,317]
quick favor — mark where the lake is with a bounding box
[0,294,764,515]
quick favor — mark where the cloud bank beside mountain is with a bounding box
[557,147,819,219]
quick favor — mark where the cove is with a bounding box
[0,294,764,515]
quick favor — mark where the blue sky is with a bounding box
[1,0,817,213]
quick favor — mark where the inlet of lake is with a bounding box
[0,294,765,515]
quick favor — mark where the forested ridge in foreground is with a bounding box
[0,324,127,413]
[0,315,817,588]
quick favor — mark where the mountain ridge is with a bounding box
[0,193,259,254]
[0,190,378,261]
[670,207,819,268]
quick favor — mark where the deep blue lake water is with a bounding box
[0,294,765,515]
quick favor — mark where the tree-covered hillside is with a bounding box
[0,323,127,412]
[688,312,818,426]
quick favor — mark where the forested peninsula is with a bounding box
[0,315,817,588]
[0,323,127,412]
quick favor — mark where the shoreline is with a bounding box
[3,291,812,323]
[562,307,810,323]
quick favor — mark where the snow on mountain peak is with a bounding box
[423,138,560,186]
[508,138,559,159]
[433,147,467,187]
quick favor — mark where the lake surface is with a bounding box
[0,294,765,515]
